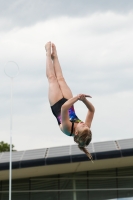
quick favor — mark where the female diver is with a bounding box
[45,42,95,161]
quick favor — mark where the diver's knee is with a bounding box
[47,75,57,83]
[57,76,65,83]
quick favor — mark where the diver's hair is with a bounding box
[74,129,93,162]
[78,146,93,163]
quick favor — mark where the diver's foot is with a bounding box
[45,42,51,56]
[51,43,58,60]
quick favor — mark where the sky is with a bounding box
[0,0,133,151]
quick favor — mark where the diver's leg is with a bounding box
[45,42,63,106]
[52,43,73,99]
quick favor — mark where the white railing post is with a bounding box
[4,61,19,200]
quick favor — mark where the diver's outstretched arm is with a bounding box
[80,96,95,112]
[83,100,95,128]
[78,94,95,127]
[61,96,79,110]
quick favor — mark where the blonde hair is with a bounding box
[74,129,93,162]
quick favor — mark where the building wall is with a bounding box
[0,166,133,200]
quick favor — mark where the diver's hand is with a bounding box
[78,94,92,101]
[85,95,92,98]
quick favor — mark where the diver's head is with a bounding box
[74,122,92,147]
[74,122,93,161]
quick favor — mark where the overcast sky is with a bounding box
[0,0,133,151]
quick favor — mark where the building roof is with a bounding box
[0,138,133,180]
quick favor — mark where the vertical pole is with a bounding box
[9,77,13,200]
[4,61,19,200]
[29,178,31,200]
[0,181,2,200]
[116,168,118,199]
[73,179,77,200]
[87,171,89,200]
[58,174,60,200]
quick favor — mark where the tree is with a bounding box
[0,141,16,152]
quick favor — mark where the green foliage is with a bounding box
[0,141,16,152]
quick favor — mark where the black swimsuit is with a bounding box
[51,98,82,136]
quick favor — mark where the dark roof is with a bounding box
[0,138,133,171]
